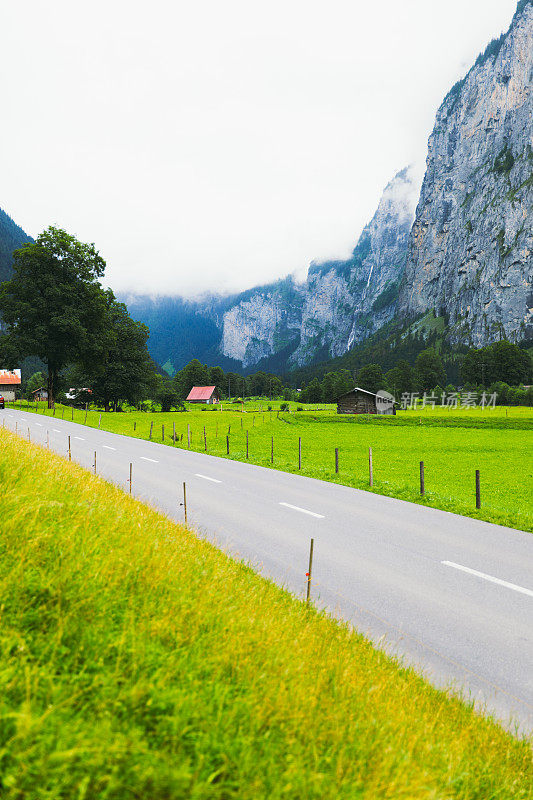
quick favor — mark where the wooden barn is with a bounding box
[336,387,396,415]
[186,385,220,405]
[31,387,49,402]
[0,369,21,402]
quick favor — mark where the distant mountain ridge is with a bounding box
[0,206,32,284]
[123,165,419,374]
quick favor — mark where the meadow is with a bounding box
[13,399,533,532]
[0,428,532,799]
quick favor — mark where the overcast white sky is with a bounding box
[1,0,518,296]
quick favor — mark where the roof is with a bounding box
[337,387,398,403]
[186,385,217,401]
[0,369,21,385]
[31,386,47,394]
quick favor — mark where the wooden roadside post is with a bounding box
[226,435,230,455]
[162,424,165,442]
[204,426,207,452]
[84,406,88,424]
[335,447,339,474]
[246,429,249,459]
[15,421,17,434]
[129,463,132,494]
[68,435,71,462]
[27,427,30,442]
[271,435,274,464]
[71,406,74,421]
[134,420,137,432]
[476,470,481,509]
[62,407,65,419]
[172,421,176,443]
[306,538,314,603]
[149,421,153,440]
[182,482,188,525]
[369,447,373,487]
[420,461,425,496]
[53,406,56,416]
[187,424,191,448]
[298,437,302,470]
[241,416,243,430]
[93,451,97,474]
[98,413,102,429]
[46,430,49,449]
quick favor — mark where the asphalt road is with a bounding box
[2,407,532,736]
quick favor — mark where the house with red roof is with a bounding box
[186,385,220,405]
[0,369,21,402]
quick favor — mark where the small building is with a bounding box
[31,387,49,402]
[336,387,396,415]
[0,369,21,402]
[186,385,220,405]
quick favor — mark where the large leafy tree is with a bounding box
[357,364,384,394]
[0,227,107,406]
[72,292,156,411]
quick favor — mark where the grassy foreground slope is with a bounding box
[0,431,532,799]
[14,400,533,531]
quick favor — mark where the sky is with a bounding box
[0,0,519,297]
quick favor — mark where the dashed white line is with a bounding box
[279,502,325,519]
[53,429,61,433]
[35,423,43,427]
[102,445,116,451]
[442,561,533,598]
[140,456,159,463]
[195,473,222,483]
[74,436,85,441]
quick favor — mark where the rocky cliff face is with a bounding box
[398,0,533,345]
[218,166,418,368]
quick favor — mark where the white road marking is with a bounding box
[53,429,61,433]
[279,502,325,519]
[442,561,533,598]
[195,473,222,483]
[35,423,43,427]
[140,456,159,463]
[74,436,85,441]
[103,445,116,451]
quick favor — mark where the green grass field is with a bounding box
[13,399,533,532]
[0,429,532,799]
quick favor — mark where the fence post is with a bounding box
[187,424,191,448]
[241,416,243,429]
[420,461,425,496]
[68,435,71,462]
[271,435,274,464]
[71,406,74,421]
[298,437,302,470]
[476,470,481,509]
[306,538,314,603]
[84,407,88,424]
[204,426,207,452]
[162,424,164,442]
[94,450,97,474]
[98,413,101,429]
[149,421,153,440]
[173,421,175,443]
[134,421,137,432]
[335,447,339,474]
[246,429,249,459]
[62,407,65,419]
[182,482,187,525]
[226,435,229,455]
[369,447,373,487]
[129,463,132,494]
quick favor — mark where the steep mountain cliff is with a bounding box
[289,166,417,366]
[214,165,417,369]
[398,0,533,345]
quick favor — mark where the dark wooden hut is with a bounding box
[336,387,396,415]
